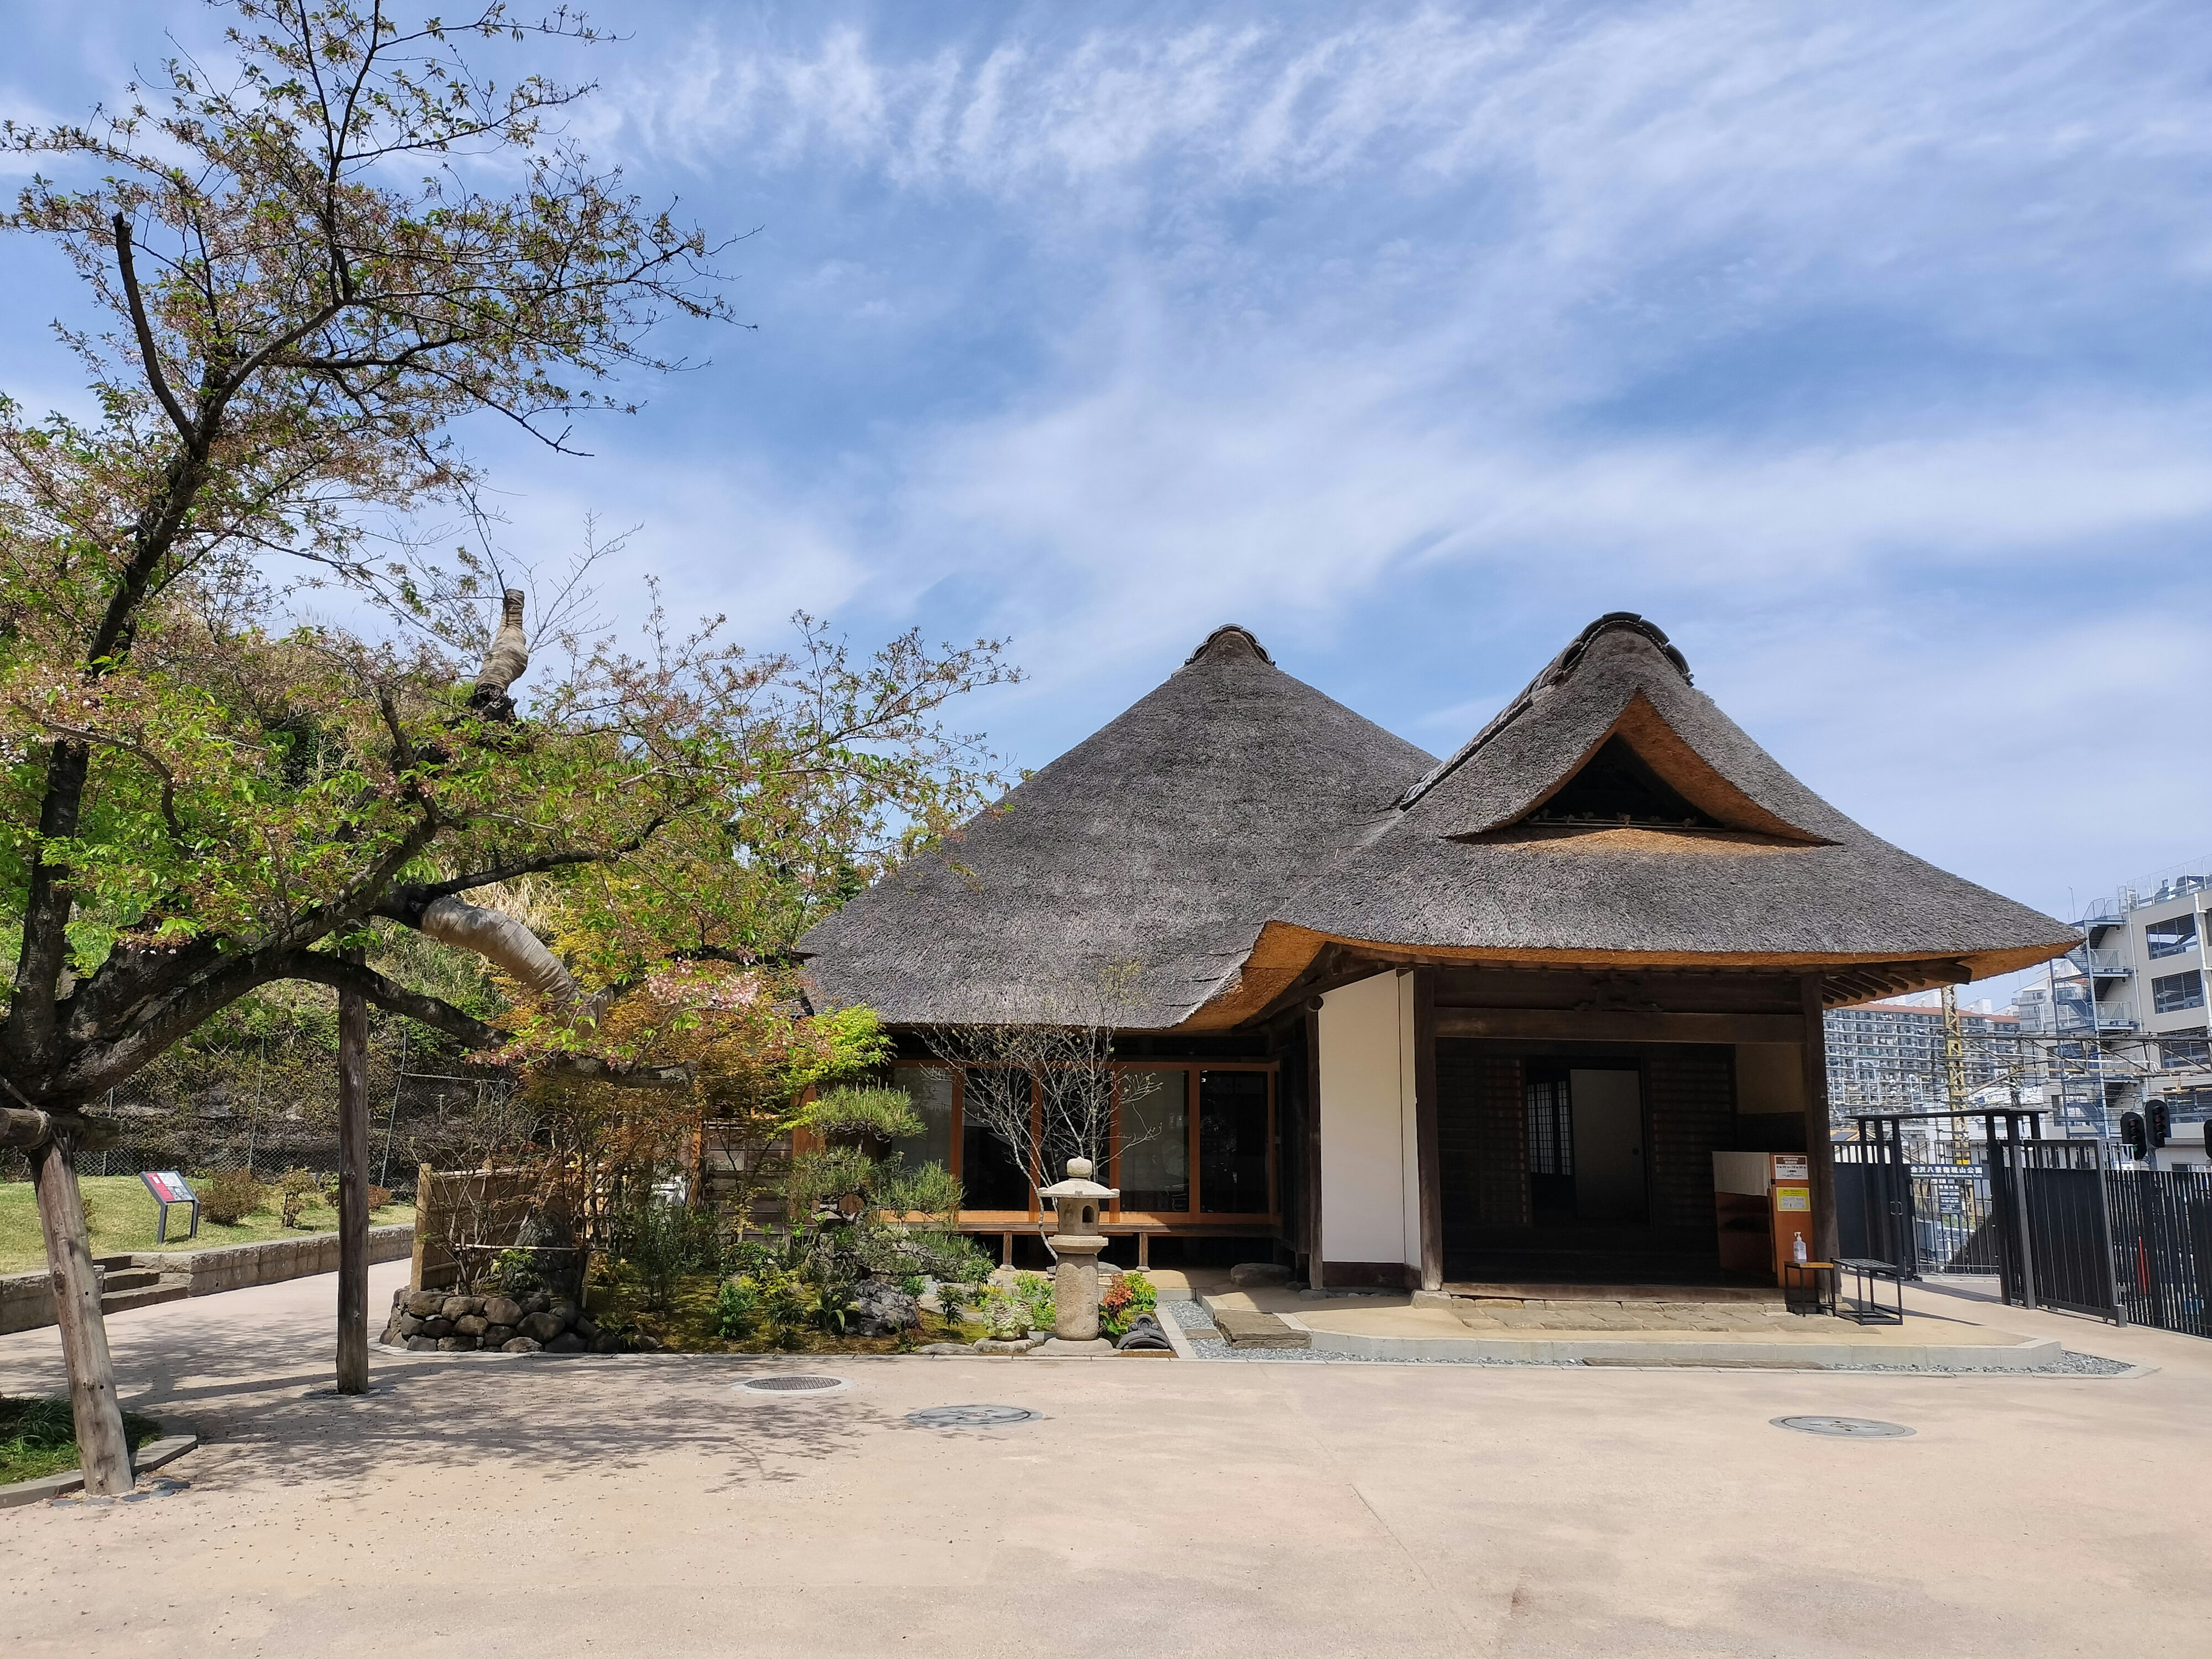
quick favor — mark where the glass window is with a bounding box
[891,1067,955,1172]
[960,1070,1034,1211]
[2147,914,2199,960]
[1118,1068,1189,1213]
[2153,971,2206,1014]
[1199,1069,1270,1214]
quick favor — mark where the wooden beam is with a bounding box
[1304,1006,1324,1290]
[32,1138,132,1495]
[1412,968,1443,1293]
[335,956,370,1395]
[1432,1009,1805,1044]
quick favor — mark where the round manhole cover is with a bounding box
[906,1404,1040,1429]
[1771,1415,1915,1438]
[736,1374,848,1395]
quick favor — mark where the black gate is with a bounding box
[1987,1138,2123,1321]
[1834,1123,1913,1273]
[2106,1167,2212,1338]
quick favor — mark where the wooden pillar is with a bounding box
[33,1134,132,1495]
[1800,975,1840,1262]
[335,955,370,1394]
[1413,967,1444,1291]
[1302,1006,1325,1287]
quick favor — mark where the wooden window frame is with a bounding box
[891,1058,1278,1228]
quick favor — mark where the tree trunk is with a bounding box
[335,957,370,1393]
[32,1135,134,1494]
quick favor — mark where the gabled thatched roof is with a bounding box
[800,614,2077,1029]
[797,625,1435,1028]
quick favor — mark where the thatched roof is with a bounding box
[797,625,1435,1028]
[800,614,2076,1029]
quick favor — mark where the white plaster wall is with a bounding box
[1317,971,1419,1270]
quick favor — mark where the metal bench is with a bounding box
[1834,1257,1908,1326]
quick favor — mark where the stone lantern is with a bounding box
[1037,1157,1118,1342]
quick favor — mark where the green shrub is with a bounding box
[714,1277,763,1340]
[274,1168,319,1228]
[1099,1270,1157,1339]
[805,1085,924,1145]
[198,1168,264,1226]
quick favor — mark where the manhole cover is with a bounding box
[737,1374,848,1395]
[906,1404,1040,1429]
[1771,1415,1915,1438]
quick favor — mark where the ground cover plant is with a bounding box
[0,1395,162,1487]
[0,1175,411,1274]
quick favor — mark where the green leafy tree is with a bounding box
[0,2,1012,1491]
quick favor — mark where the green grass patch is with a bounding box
[0,1395,164,1487]
[0,1175,414,1275]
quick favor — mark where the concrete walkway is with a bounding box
[3,1264,2208,1657]
[1199,1277,2063,1367]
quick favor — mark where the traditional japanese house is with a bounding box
[798,614,2075,1286]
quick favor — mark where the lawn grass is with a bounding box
[0,1175,414,1275]
[0,1394,164,1487]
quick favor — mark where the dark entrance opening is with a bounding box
[1438,1040,1734,1284]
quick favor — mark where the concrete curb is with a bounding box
[0,1430,199,1509]
[1302,1327,2066,1369]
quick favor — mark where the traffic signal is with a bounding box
[2147,1100,2171,1148]
[2119,1111,2147,1160]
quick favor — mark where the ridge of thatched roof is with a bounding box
[800,614,2078,1030]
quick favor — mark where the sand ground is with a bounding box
[3,1263,2207,1657]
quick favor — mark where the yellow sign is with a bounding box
[1775,1186,1811,1212]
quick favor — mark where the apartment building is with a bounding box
[1823,998,2021,1120]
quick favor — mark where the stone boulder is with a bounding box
[392,1312,423,1339]
[441,1295,482,1320]
[404,1290,445,1319]
[543,1332,586,1354]
[1229,1262,1293,1289]
[481,1323,516,1349]
[589,1333,624,1354]
[418,1316,453,1339]
[501,1336,541,1354]
[482,1295,524,1328]
[846,1281,920,1336]
[437,1335,476,1352]
[406,1335,438,1352]
[518,1310,565,1343]
[454,1314,488,1337]
[521,1291,551,1315]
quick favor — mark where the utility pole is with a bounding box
[1942,984,1969,1164]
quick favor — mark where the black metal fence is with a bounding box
[1837,1113,2212,1339]
[2107,1166,2212,1339]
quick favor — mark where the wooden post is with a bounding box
[1304,1005,1324,1289]
[1412,967,1444,1292]
[335,953,370,1393]
[32,1135,133,1495]
[1800,975,1840,1262]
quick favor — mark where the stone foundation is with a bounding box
[379,1287,656,1354]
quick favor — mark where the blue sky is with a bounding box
[6,1,2211,976]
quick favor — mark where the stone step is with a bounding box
[101,1281,190,1315]
[98,1267,165,1293]
[1211,1308,1310,1350]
